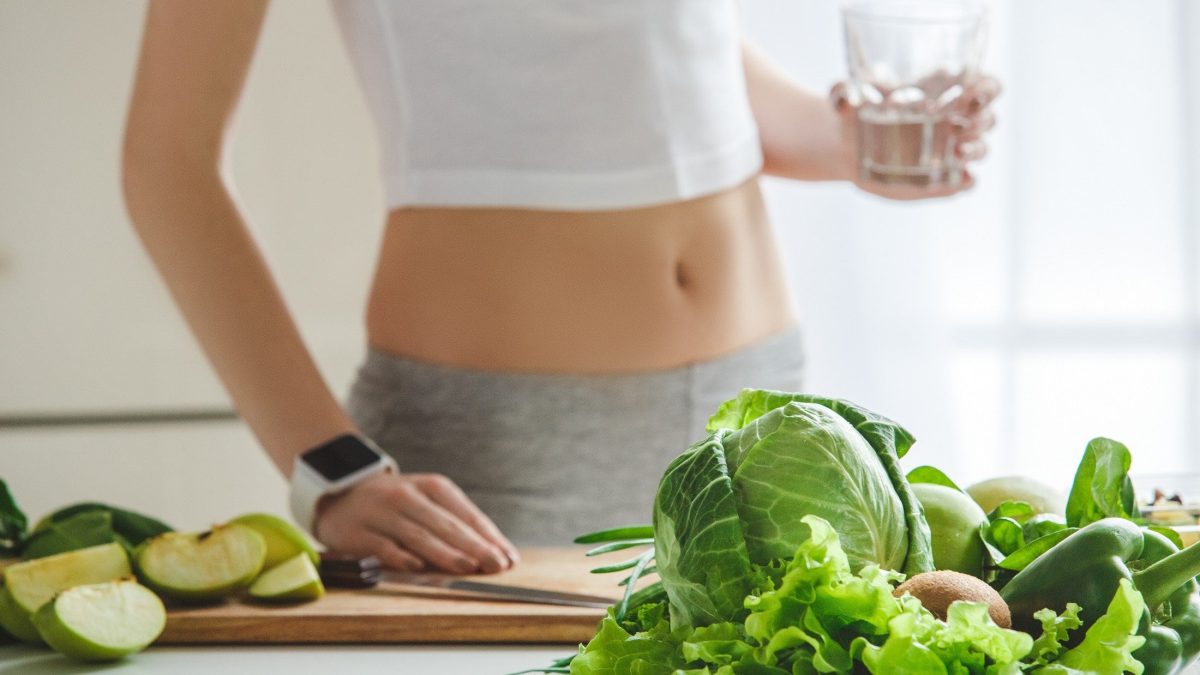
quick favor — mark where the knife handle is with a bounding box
[318,551,383,588]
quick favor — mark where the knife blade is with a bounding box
[378,571,617,608]
[319,552,616,609]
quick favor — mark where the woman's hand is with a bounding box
[314,471,520,574]
[830,75,1001,201]
[743,44,1000,196]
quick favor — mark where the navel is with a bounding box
[674,260,691,289]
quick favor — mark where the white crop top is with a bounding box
[329,0,763,211]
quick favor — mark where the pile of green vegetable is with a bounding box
[566,517,1146,674]
[523,389,1200,675]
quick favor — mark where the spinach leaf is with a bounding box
[1022,513,1069,543]
[0,479,27,556]
[21,511,121,559]
[980,500,1040,563]
[986,517,1026,556]
[998,528,1077,572]
[34,502,172,546]
[907,465,964,492]
[1065,437,1137,528]
[989,500,1037,523]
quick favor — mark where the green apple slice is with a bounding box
[229,513,320,569]
[136,523,265,602]
[0,542,131,644]
[0,607,14,642]
[248,553,325,602]
[0,585,38,643]
[32,579,165,661]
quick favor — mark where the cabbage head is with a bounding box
[652,389,933,627]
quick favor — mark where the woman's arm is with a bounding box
[742,42,998,199]
[122,0,516,574]
[123,0,352,479]
[742,42,855,183]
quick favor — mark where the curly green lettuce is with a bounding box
[1031,579,1146,675]
[569,516,1058,675]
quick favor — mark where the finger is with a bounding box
[960,170,976,191]
[414,474,517,560]
[979,109,997,133]
[829,81,852,114]
[952,109,996,141]
[399,485,509,574]
[957,139,988,162]
[965,75,1002,113]
[414,473,521,567]
[359,531,425,572]
[371,506,480,574]
[323,528,425,572]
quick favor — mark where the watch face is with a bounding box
[302,435,382,482]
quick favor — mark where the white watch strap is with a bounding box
[289,443,398,536]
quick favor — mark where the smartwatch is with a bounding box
[289,433,398,534]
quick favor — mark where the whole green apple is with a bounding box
[913,483,988,578]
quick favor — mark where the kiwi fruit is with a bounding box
[894,570,1012,628]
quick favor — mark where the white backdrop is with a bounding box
[747,0,1200,490]
[0,1,1197,526]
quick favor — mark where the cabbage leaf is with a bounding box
[653,390,933,627]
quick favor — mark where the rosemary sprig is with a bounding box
[584,539,654,556]
[589,553,650,574]
[617,565,656,586]
[572,525,654,544]
[615,549,655,621]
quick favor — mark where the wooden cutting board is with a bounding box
[157,548,620,644]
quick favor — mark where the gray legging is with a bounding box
[345,327,804,545]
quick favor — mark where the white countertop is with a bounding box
[0,644,577,675]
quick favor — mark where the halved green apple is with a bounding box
[135,523,265,602]
[248,553,325,602]
[229,513,320,569]
[0,585,36,643]
[0,607,13,642]
[32,579,165,661]
[0,542,131,644]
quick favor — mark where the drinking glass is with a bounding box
[842,0,987,187]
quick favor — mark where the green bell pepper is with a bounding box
[1000,517,1200,675]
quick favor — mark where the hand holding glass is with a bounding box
[842,1,988,188]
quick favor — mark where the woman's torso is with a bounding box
[332,0,795,370]
[366,178,795,373]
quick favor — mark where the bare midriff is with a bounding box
[365,177,795,373]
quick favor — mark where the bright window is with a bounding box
[746,0,1200,488]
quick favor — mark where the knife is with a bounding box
[319,552,616,609]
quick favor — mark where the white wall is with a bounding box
[0,0,380,414]
[0,0,382,527]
